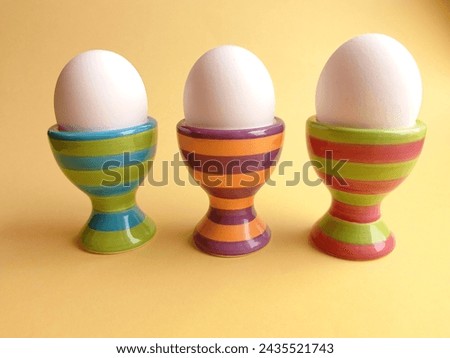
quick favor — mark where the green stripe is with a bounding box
[311,154,417,180]
[318,213,390,245]
[329,189,386,206]
[49,129,157,157]
[90,191,136,213]
[81,217,156,254]
[307,116,426,145]
[62,160,152,186]
[53,146,155,171]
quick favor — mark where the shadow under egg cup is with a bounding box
[177,118,285,257]
[306,116,426,260]
[48,118,158,254]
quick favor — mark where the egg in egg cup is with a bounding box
[177,118,284,257]
[48,118,158,254]
[306,116,426,260]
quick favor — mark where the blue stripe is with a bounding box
[88,206,145,231]
[48,117,157,141]
[79,180,141,196]
[54,146,156,170]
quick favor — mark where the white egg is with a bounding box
[315,34,422,129]
[183,45,275,130]
[54,49,148,131]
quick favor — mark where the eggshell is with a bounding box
[54,49,148,131]
[316,34,422,129]
[183,45,275,130]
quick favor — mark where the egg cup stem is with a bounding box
[192,196,271,257]
[310,201,394,260]
[81,192,156,254]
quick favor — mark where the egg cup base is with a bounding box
[80,207,156,254]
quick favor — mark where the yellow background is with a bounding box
[0,0,449,337]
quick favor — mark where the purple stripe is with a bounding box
[177,118,284,139]
[207,207,256,225]
[194,228,271,256]
[207,185,263,199]
[181,148,280,174]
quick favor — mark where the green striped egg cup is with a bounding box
[48,118,157,254]
[306,116,426,260]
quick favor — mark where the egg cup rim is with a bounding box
[308,116,426,137]
[177,117,284,140]
[48,116,157,141]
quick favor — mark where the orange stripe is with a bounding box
[192,168,273,188]
[209,196,254,210]
[196,216,266,242]
[178,132,283,156]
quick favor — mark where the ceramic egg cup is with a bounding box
[48,118,158,254]
[177,118,285,257]
[306,116,426,260]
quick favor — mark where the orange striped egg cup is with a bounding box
[177,118,285,257]
[306,116,426,260]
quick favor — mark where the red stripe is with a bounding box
[310,225,395,261]
[317,171,405,194]
[307,136,424,164]
[329,200,380,223]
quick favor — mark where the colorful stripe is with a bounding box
[207,185,264,199]
[209,195,254,210]
[178,132,283,156]
[207,206,256,225]
[310,224,395,261]
[60,159,152,186]
[328,189,386,206]
[181,148,281,174]
[177,118,284,256]
[89,191,136,213]
[329,200,380,223]
[308,136,425,164]
[317,213,390,245]
[191,167,272,188]
[54,146,156,171]
[317,172,406,195]
[194,230,271,257]
[88,206,145,231]
[306,116,426,260]
[48,120,158,254]
[48,118,156,141]
[79,179,141,197]
[195,216,266,243]
[307,116,426,144]
[81,216,156,254]
[177,118,283,139]
[50,128,157,156]
[310,154,417,181]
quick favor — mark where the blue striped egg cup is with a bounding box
[48,118,157,254]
